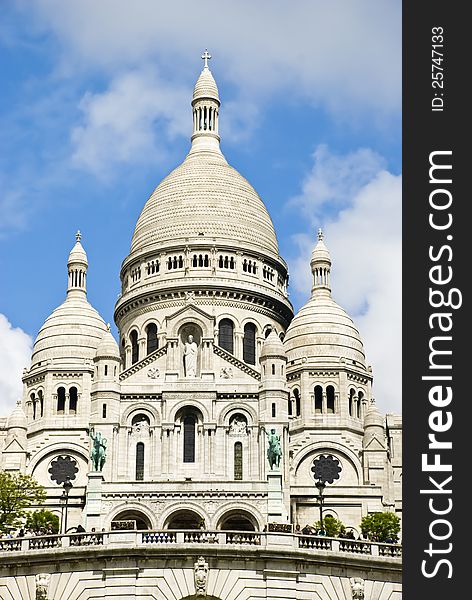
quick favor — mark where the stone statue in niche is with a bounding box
[229,415,247,435]
[132,417,150,435]
[184,334,198,377]
[194,556,208,596]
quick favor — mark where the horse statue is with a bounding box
[261,426,282,470]
[90,430,107,472]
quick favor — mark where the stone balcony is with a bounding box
[0,529,402,559]
[0,530,402,600]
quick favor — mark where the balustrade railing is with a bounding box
[142,531,176,544]
[0,538,21,551]
[28,535,61,550]
[184,531,218,544]
[226,531,261,545]
[338,539,372,554]
[0,530,401,559]
[298,535,332,550]
[378,543,402,557]
[69,532,104,547]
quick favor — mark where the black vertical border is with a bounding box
[403,2,468,598]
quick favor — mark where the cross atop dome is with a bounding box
[318,228,323,241]
[76,230,82,242]
[201,49,211,68]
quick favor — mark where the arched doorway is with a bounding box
[165,509,204,530]
[217,510,258,532]
[111,510,151,531]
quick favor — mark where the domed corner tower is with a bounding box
[114,55,294,384]
[284,230,380,531]
[20,232,108,517]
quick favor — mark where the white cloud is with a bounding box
[287,148,401,414]
[26,0,401,116]
[71,68,190,177]
[0,314,32,415]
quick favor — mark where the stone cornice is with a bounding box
[115,285,293,327]
[119,345,168,381]
[213,345,261,380]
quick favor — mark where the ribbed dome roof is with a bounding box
[193,66,219,102]
[311,233,331,263]
[7,404,27,430]
[364,401,384,428]
[285,231,366,367]
[95,327,120,359]
[130,150,279,255]
[260,329,286,359]
[68,233,88,266]
[284,294,366,366]
[31,295,108,367]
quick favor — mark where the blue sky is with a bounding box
[0,0,401,415]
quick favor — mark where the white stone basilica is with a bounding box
[0,55,402,600]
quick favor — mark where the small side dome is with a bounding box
[260,329,286,360]
[311,228,331,264]
[364,401,384,428]
[31,233,107,367]
[192,52,219,103]
[7,403,27,430]
[95,325,120,359]
[284,230,366,367]
[68,230,88,267]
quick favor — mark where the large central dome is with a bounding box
[130,150,279,255]
[129,62,278,257]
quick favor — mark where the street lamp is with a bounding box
[315,481,326,534]
[311,454,342,535]
[61,478,73,534]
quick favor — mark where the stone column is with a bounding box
[84,471,104,531]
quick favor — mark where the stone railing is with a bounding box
[0,530,401,558]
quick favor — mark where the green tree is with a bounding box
[360,512,400,543]
[26,509,60,534]
[0,471,46,533]
[313,514,346,537]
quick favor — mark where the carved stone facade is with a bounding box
[0,56,402,599]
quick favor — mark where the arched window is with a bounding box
[294,388,301,417]
[349,389,355,417]
[102,403,107,418]
[57,387,66,414]
[358,391,364,418]
[183,415,196,463]
[234,442,243,480]
[38,390,44,418]
[327,385,335,414]
[243,323,256,365]
[219,319,234,354]
[271,403,276,417]
[69,387,78,414]
[136,442,144,480]
[130,330,139,364]
[314,385,323,414]
[120,337,126,366]
[31,393,36,420]
[146,323,158,355]
[132,413,150,427]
